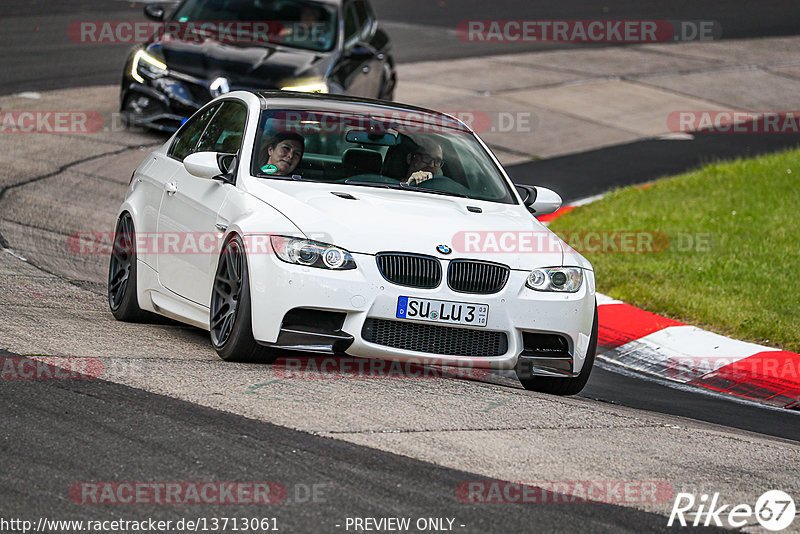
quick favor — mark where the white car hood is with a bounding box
[244,179,564,270]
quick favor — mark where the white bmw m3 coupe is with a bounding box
[109,91,597,394]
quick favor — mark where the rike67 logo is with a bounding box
[668,490,795,531]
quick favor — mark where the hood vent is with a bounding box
[331,192,358,200]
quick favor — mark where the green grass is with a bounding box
[549,147,800,352]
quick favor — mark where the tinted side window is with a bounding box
[354,1,373,40]
[343,3,359,45]
[169,105,219,161]
[196,101,247,154]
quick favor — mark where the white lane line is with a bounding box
[657,132,694,141]
[2,247,27,262]
[570,193,606,207]
[596,293,623,306]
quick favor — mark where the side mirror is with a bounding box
[347,42,375,59]
[144,5,165,21]
[516,184,562,216]
[184,152,224,179]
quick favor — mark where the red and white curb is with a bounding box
[595,295,800,409]
[536,193,605,225]
[537,196,800,409]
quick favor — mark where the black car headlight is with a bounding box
[526,267,583,292]
[131,50,168,83]
[270,236,356,270]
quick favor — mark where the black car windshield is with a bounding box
[171,0,337,52]
[252,109,517,204]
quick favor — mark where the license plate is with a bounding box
[396,297,488,327]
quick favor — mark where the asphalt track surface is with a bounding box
[2,1,800,532]
[2,0,800,94]
[1,351,715,533]
[510,132,800,203]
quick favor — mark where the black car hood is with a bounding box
[149,39,330,89]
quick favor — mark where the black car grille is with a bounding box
[362,319,508,357]
[376,253,442,289]
[448,260,510,294]
[184,80,211,104]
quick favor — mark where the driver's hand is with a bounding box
[406,170,433,185]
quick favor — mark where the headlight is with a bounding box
[280,80,328,93]
[526,267,583,292]
[270,236,356,270]
[131,50,167,83]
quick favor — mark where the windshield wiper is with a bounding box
[344,179,405,189]
[256,173,312,181]
[344,179,471,198]
[398,183,470,198]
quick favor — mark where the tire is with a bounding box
[210,235,279,363]
[516,304,598,395]
[378,71,396,101]
[119,94,135,129]
[108,213,149,322]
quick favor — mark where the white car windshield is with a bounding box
[252,109,517,204]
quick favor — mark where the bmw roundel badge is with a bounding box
[436,244,452,255]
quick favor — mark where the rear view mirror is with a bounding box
[516,185,562,216]
[346,130,398,146]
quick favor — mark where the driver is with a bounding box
[262,132,305,175]
[405,139,444,185]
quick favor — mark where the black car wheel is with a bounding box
[210,235,279,363]
[379,70,396,101]
[516,304,598,395]
[108,213,149,321]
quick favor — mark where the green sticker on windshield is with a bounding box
[261,164,278,174]
[178,16,189,22]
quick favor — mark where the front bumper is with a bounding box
[248,251,597,374]
[122,60,272,130]
[121,75,208,131]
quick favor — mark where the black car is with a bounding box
[121,0,396,131]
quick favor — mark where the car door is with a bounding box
[353,0,384,96]
[156,100,247,306]
[135,103,219,268]
[334,0,379,97]
[360,0,393,97]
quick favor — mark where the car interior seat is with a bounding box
[342,148,383,176]
[381,134,418,180]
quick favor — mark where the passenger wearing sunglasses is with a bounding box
[405,139,444,185]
